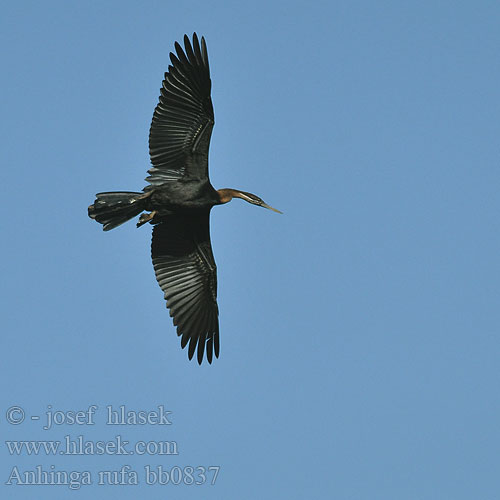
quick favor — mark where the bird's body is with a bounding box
[146,179,219,213]
[88,33,280,364]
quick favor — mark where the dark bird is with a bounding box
[88,33,281,364]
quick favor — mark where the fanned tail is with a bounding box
[88,191,147,231]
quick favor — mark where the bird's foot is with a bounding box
[137,211,157,227]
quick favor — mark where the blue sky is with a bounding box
[1,1,500,498]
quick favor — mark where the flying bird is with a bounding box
[88,33,281,364]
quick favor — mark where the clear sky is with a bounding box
[2,1,500,499]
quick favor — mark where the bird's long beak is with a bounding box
[261,202,283,214]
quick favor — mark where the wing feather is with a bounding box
[151,211,219,364]
[147,33,214,187]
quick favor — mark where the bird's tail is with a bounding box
[88,191,148,231]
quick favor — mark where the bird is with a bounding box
[88,33,281,365]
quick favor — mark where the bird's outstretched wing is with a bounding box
[151,211,219,364]
[147,33,214,188]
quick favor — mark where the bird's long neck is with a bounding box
[217,188,251,204]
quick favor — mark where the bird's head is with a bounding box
[217,189,282,213]
[236,190,283,213]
